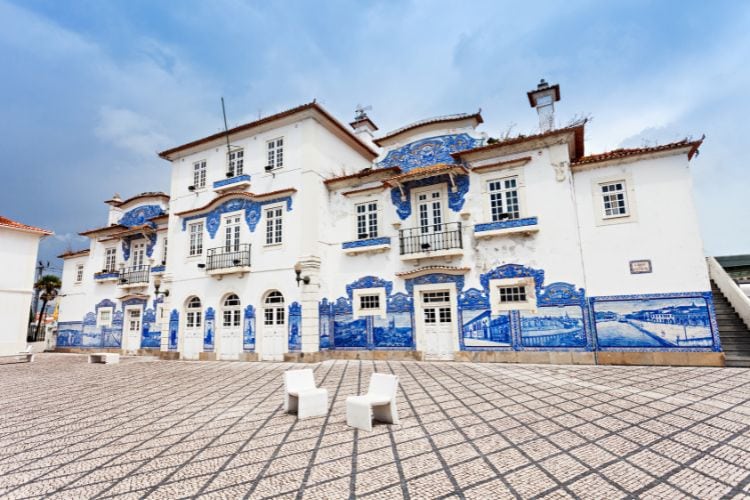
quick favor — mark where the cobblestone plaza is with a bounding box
[1,355,749,499]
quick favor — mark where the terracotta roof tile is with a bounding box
[79,224,126,236]
[58,249,90,259]
[0,216,52,235]
[395,266,471,278]
[572,137,704,167]
[324,166,402,186]
[383,164,467,186]
[175,188,297,217]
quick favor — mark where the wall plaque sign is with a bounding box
[629,260,652,274]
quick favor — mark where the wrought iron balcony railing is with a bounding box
[399,222,463,255]
[118,265,150,286]
[207,244,251,271]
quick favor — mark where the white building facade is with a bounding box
[0,216,51,355]
[57,83,723,366]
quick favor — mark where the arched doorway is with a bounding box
[261,290,286,361]
[183,296,203,360]
[219,293,242,360]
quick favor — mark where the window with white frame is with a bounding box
[488,176,520,221]
[490,278,536,313]
[265,207,283,245]
[264,291,285,325]
[193,160,207,189]
[222,294,241,328]
[186,297,202,328]
[189,222,204,256]
[353,288,386,318]
[97,307,113,327]
[267,138,284,169]
[228,148,244,176]
[355,201,378,239]
[104,247,116,272]
[75,264,84,283]
[600,181,628,218]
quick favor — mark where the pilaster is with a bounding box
[298,255,321,353]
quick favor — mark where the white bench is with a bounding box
[88,352,120,364]
[346,373,400,432]
[283,369,328,419]
[0,350,34,364]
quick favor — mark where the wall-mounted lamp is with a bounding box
[294,263,310,286]
[197,263,206,269]
[188,185,196,192]
[154,283,170,297]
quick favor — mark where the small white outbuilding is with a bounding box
[0,216,52,355]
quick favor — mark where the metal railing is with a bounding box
[119,265,150,285]
[399,222,462,255]
[207,244,251,271]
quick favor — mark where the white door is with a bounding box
[262,291,286,361]
[416,190,445,251]
[224,216,241,253]
[421,290,455,360]
[132,242,146,268]
[183,297,203,360]
[124,307,142,352]
[220,294,242,360]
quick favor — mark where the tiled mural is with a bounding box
[591,293,720,350]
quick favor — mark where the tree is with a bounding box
[33,274,62,341]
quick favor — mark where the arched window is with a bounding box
[263,291,285,326]
[223,293,241,327]
[186,296,202,328]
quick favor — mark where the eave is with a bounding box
[324,166,402,191]
[571,137,704,171]
[174,188,297,218]
[374,112,484,147]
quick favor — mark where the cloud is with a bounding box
[94,106,171,158]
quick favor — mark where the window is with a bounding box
[193,160,207,189]
[425,307,452,324]
[422,291,451,303]
[601,181,628,218]
[224,215,241,252]
[186,297,202,328]
[132,242,145,268]
[490,278,536,313]
[97,308,113,327]
[189,222,204,256]
[228,149,244,176]
[104,248,116,272]
[356,201,378,239]
[497,286,527,303]
[359,294,380,310]
[75,264,84,283]
[222,293,241,328]
[267,138,284,169]
[264,291,285,325]
[488,177,520,221]
[265,207,283,245]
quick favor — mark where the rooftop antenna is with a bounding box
[354,104,372,121]
[221,97,231,157]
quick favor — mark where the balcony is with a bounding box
[118,265,150,288]
[213,174,251,192]
[399,222,463,261]
[474,216,539,239]
[206,244,251,277]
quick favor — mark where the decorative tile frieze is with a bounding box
[212,174,251,190]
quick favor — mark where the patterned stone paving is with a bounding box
[0,354,749,499]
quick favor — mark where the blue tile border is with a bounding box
[342,237,392,249]
[213,174,251,189]
[475,217,538,233]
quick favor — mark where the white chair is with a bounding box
[283,369,328,419]
[346,373,400,432]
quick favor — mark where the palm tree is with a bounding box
[33,274,62,341]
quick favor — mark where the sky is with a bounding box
[1,0,748,273]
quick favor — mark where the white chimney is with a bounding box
[349,106,378,149]
[527,79,560,133]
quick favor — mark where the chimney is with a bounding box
[527,79,560,133]
[349,105,378,148]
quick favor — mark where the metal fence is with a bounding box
[207,244,251,271]
[399,222,463,255]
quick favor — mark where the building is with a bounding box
[56,81,724,365]
[0,216,52,355]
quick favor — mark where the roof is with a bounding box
[106,192,170,207]
[79,224,126,236]
[0,216,52,236]
[452,122,586,162]
[571,137,704,167]
[374,112,484,146]
[324,166,402,187]
[174,188,297,217]
[395,266,471,278]
[383,164,468,186]
[715,254,750,269]
[158,101,378,161]
[58,249,90,259]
